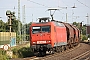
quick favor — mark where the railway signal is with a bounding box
[6,10,16,20]
[6,10,16,58]
[6,10,16,48]
[80,22,82,27]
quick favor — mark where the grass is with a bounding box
[0,49,9,60]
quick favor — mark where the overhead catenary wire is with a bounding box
[76,0,90,9]
[27,0,67,9]
[0,0,51,9]
[60,0,70,8]
[0,7,49,9]
[27,0,51,8]
[27,0,67,17]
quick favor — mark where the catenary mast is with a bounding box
[18,0,21,41]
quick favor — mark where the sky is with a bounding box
[0,0,90,24]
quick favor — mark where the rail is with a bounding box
[70,50,90,60]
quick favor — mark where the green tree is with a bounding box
[73,22,86,35]
[73,22,80,28]
[26,22,32,34]
[0,20,6,32]
[12,20,19,32]
[5,22,9,32]
[88,34,90,38]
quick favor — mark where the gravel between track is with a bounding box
[11,43,90,60]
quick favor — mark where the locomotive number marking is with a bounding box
[37,41,46,44]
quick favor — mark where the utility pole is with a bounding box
[86,13,89,37]
[86,13,89,24]
[18,0,21,42]
[9,15,11,44]
[22,5,26,42]
[71,3,76,23]
[72,10,74,22]
[32,14,33,23]
[80,21,83,41]
[66,13,67,23]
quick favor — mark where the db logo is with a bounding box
[40,34,42,36]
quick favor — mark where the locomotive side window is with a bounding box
[41,26,50,32]
[32,27,41,33]
[32,26,50,34]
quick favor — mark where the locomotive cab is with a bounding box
[30,17,52,56]
[31,26,51,45]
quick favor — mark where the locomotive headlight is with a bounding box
[47,41,51,43]
[48,41,51,42]
[33,42,36,44]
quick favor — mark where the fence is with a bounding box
[0,32,16,48]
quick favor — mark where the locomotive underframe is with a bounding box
[31,40,79,56]
[31,44,52,56]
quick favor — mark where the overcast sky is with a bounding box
[0,0,90,24]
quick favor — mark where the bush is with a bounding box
[88,34,90,38]
[12,48,20,58]
[12,47,33,58]
[18,47,33,58]
[16,36,20,44]
[0,49,9,60]
[82,35,87,41]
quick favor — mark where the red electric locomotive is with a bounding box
[30,17,80,56]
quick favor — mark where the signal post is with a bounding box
[6,10,16,58]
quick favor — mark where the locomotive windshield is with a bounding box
[32,26,50,34]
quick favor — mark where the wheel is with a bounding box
[66,45,69,50]
[56,47,60,52]
[61,46,64,52]
[50,48,55,54]
[63,46,66,51]
[38,51,46,56]
[71,44,74,48]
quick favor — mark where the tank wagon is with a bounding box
[30,17,80,56]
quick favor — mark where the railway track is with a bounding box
[71,50,90,60]
[22,43,80,60]
[11,43,90,60]
[40,44,80,60]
